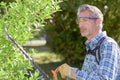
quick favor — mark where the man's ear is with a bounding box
[96,18,101,27]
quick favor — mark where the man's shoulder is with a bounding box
[103,36,118,46]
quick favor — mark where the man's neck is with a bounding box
[87,30,102,40]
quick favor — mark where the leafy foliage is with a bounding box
[0,0,61,79]
[46,0,120,64]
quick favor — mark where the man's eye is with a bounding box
[76,18,88,24]
[80,18,88,22]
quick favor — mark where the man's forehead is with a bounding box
[79,10,92,17]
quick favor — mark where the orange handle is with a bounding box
[51,69,58,80]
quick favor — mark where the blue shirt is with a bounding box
[76,31,119,80]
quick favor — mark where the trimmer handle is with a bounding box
[51,69,58,80]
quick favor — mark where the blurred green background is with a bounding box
[0,0,120,80]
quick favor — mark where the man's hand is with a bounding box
[58,63,78,80]
[58,63,71,78]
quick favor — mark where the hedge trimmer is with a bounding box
[4,27,50,80]
[4,27,69,80]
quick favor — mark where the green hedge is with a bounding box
[0,0,61,79]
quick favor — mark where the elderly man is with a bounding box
[57,4,120,80]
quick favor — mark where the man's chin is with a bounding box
[81,33,87,37]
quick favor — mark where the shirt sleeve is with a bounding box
[76,41,118,80]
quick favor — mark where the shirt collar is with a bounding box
[85,31,107,50]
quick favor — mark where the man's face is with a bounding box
[78,10,99,40]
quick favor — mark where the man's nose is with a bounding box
[79,22,84,28]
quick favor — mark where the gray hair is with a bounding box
[77,4,103,29]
